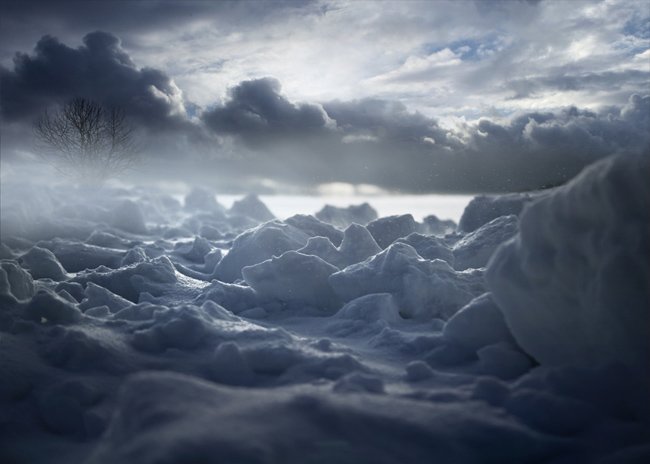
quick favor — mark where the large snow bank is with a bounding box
[486,154,650,372]
[458,191,543,233]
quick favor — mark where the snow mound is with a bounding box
[396,232,454,264]
[334,293,403,324]
[39,240,125,272]
[285,214,344,246]
[196,280,260,314]
[453,215,518,270]
[242,251,341,311]
[420,214,457,236]
[338,223,382,264]
[184,187,226,213]
[229,194,275,222]
[315,202,378,228]
[0,260,35,302]
[110,199,148,235]
[329,242,484,320]
[486,154,650,372]
[443,293,515,353]
[24,289,82,324]
[173,236,213,263]
[78,282,132,313]
[215,221,309,282]
[366,214,418,249]
[73,256,179,302]
[458,191,543,233]
[19,246,68,280]
[296,223,381,269]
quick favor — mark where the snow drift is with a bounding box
[0,154,648,464]
[486,154,650,372]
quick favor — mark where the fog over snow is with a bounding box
[0,1,649,464]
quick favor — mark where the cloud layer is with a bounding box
[1,0,649,193]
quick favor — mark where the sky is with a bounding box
[0,0,648,193]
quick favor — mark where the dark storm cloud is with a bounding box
[454,94,650,191]
[200,77,649,192]
[1,30,648,193]
[203,79,457,149]
[202,78,333,146]
[0,31,188,131]
[0,0,318,62]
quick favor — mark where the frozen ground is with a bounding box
[0,154,648,464]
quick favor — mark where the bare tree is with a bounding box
[33,98,140,181]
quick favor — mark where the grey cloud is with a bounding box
[323,99,455,147]
[1,30,648,194]
[202,78,333,146]
[203,80,457,149]
[0,31,188,131]
[200,77,649,193]
[0,1,318,62]
[458,95,650,190]
[507,70,650,99]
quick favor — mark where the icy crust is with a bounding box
[1,172,650,464]
[486,154,650,372]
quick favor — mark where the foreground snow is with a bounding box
[0,155,648,463]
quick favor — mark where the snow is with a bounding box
[229,193,275,222]
[453,215,519,270]
[296,223,381,269]
[329,242,485,320]
[24,289,82,324]
[315,202,378,228]
[366,213,418,248]
[214,220,310,282]
[458,191,543,233]
[0,155,648,464]
[242,251,341,311]
[18,246,68,280]
[110,199,148,235]
[184,187,226,213]
[0,260,35,302]
[486,154,650,372]
[442,293,515,352]
[396,232,454,264]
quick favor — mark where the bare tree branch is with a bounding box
[33,97,141,182]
